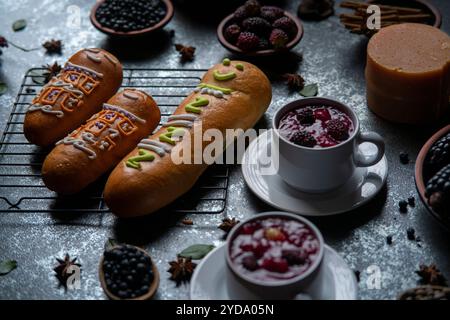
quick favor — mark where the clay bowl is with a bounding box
[99,245,159,300]
[217,11,303,57]
[367,0,441,28]
[90,0,174,37]
[415,125,450,231]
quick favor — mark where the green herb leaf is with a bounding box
[299,83,318,97]
[178,244,215,260]
[12,19,27,32]
[30,70,46,85]
[0,82,7,96]
[0,260,17,275]
[104,238,119,251]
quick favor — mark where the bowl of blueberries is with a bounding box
[415,124,450,230]
[90,0,174,37]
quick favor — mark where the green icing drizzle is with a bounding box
[213,70,236,81]
[236,63,244,71]
[159,127,186,145]
[198,83,233,94]
[185,96,209,114]
[126,149,155,169]
[222,58,231,66]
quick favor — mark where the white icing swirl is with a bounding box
[86,52,102,63]
[27,104,64,118]
[56,137,97,159]
[123,91,140,100]
[194,87,224,98]
[103,103,146,124]
[163,120,193,128]
[66,62,104,78]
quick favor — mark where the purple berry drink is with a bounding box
[278,105,354,148]
[229,217,321,282]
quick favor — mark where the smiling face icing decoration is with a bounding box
[125,59,245,170]
[57,101,146,160]
[26,49,116,118]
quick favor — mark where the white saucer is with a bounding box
[241,131,388,216]
[190,244,358,300]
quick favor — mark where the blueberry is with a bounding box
[119,282,128,290]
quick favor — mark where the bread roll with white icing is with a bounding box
[41,89,160,194]
[104,60,272,218]
[24,48,123,147]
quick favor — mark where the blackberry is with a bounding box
[269,28,289,49]
[273,16,297,37]
[296,108,315,125]
[243,0,261,16]
[258,37,270,50]
[233,5,250,22]
[427,133,450,172]
[425,163,450,212]
[242,17,271,36]
[290,131,317,148]
[236,32,260,51]
[260,6,284,22]
[282,249,307,265]
[242,256,258,271]
[224,24,241,43]
[326,119,349,141]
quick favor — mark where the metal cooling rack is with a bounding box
[0,67,229,215]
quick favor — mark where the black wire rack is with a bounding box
[0,67,229,216]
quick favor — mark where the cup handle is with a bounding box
[354,132,385,167]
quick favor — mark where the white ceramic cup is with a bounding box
[272,97,385,193]
[225,212,324,300]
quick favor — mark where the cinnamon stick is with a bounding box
[341,1,423,14]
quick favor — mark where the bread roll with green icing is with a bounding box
[42,89,160,194]
[104,60,272,218]
[24,48,123,147]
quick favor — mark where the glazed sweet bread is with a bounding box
[24,48,123,147]
[104,60,272,218]
[42,89,160,194]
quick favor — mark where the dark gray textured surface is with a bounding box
[0,0,449,300]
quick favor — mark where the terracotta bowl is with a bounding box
[367,0,441,28]
[90,0,174,37]
[415,125,450,230]
[217,11,304,57]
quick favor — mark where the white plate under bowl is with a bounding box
[190,244,358,300]
[241,131,388,216]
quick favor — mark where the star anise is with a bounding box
[282,73,305,91]
[416,264,447,286]
[218,217,240,234]
[42,62,62,84]
[175,44,196,62]
[168,256,197,286]
[42,39,62,54]
[53,254,81,288]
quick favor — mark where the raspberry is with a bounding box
[425,163,450,213]
[273,16,297,37]
[290,131,317,148]
[262,258,289,273]
[314,108,331,122]
[224,24,241,43]
[296,108,315,125]
[326,119,349,141]
[264,227,286,241]
[236,32,260,51]
[242,255,259,271]
[269,28,289,49]
[242,17,271,36]
[281,249,307,265]
[260,6,284,22]
[253,243,269,258]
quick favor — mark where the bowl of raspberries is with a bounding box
[415,125,450,229]
[217,0,303,56]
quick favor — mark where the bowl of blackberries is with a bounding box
[217,0,304,56]
[99,244,159,300]
[415,125,450,229]
[91,0,174,37]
